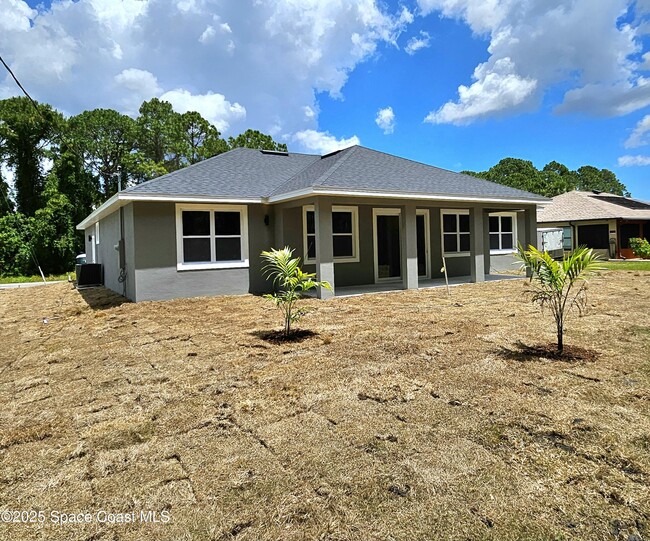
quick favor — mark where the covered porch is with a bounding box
[272,196,537,299]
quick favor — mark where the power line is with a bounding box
[0,54,41,113]
[0,54,52,282]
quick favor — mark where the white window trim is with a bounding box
[303,205,360,264]
[417,209,430,279]
[373,207,402,283]
[489,211,518,255]
[562,226,573,251]
[441,209,470,258]
[175,203,249,271]
[95,222,100,244]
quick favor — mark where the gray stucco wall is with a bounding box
[131,201,263,302]
[85,204,135,299]
[122,204,136,300]
[95,210,121,294]
[249,205,275,293]
[86,197,537,302]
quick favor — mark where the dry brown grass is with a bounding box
[0,271,648,541]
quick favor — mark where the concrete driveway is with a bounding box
[0,280,65,289]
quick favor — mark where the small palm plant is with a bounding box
[516,244,602,353]
[261,247,333,337]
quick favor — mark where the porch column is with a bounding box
[315,198,335,299]
[523,205,538,250]
[523,205,538,278]
[401,203,418,289]
[273,207,284,249]
[470,206,485,283]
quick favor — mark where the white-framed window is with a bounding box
[175,204,249,271]
[303,205,359,264]
[489,212,517,253]
[441,209,470,257]
[95,222,100,244]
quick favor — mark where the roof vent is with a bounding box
[260,150,289,156]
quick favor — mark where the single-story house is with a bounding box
[76,145,548,301]
[537,190,650,259]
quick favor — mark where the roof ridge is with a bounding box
[313,145,359,186]
[265,152,325,197]
[268,145,358,197]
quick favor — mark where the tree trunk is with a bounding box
[557,321,563,353]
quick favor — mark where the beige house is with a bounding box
[537,190,650,259]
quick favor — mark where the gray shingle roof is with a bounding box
[271,146,547,201]
[538,190,650,222]
[123,147,319,199]
[124,145,547,202]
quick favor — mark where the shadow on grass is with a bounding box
[77,286,129,310]
[251,329,318,344]
[496,341,599,363]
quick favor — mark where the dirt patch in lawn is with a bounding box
[496,341,600,363]
[251,328,319,344]
[0,270,649,541]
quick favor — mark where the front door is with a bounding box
[374,209,401,282]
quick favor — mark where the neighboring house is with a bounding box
[537,190,650,259]
[77,145,548,301]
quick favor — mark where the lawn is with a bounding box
[599,260,650,271]
[0,272,74,284]
[0,270,648,541]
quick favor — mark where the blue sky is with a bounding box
[3,0,650,200]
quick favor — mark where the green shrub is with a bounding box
[629,237,650,259]
[261,247,332,337]
[516,244,602,353]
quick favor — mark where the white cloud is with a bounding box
[405,31,431,55]
[303,106,317,120]
[375,106,395,134]
[417,0,511,34]
[0,0,411,138]
[115,68,161,95]
[625,114,650,148]
[291,130,360,154]
[556,78,650,117]
[114,68,162,115]
[160,89,246,132]
[199,25,216,44]
[263,0,412,97]
[420,0,648,123]
[618,154,650,166]
[0,0,35,32]
[640,51,650,70]
[425,57,537,124]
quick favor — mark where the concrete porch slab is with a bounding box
[333,274,524,297]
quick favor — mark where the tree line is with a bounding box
[0,95,631,278]
[0,96,286,277]
[463,158,629,198]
